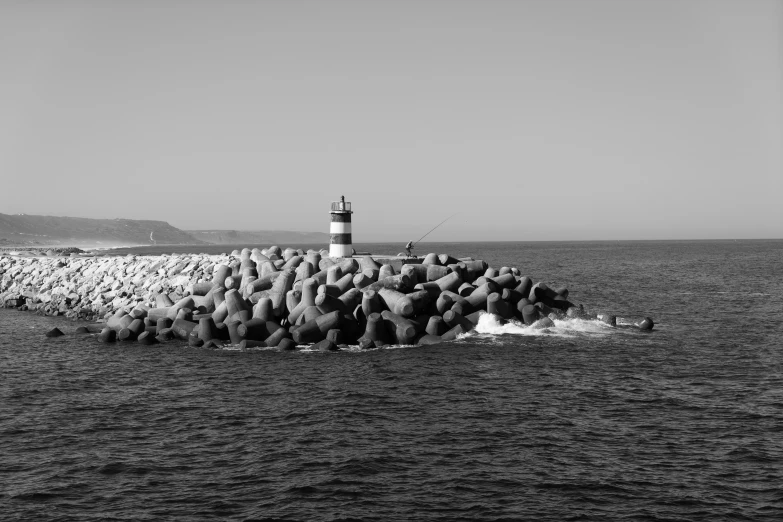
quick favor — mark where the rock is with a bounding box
[0,248,655,349]
[533,317,555,329]
[313,339,339,352]
[137,331,158,345]
[277,338,297,351]
[156,328,174,342]
[45,327,64,338]
[597,314,617,327]
[416,334,442,345]
[637,317,655,331]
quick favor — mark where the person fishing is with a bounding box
[405,213,458,258]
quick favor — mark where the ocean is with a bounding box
[1,240,781,520]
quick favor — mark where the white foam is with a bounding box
[474,312,615,339]
[475,313,538,336]
[219,344,245,351]
[551,317,616,335]
[456,330,477,340]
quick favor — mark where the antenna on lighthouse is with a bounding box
[329,195,353,258]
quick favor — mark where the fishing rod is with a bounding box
[413,213,458,245]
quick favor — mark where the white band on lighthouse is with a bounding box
[329,222,351,235]
[329,243,353,258]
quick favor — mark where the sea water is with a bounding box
[1,240,781,520]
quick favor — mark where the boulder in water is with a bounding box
[45,327,64,338]
[637,317,655,331]
[313,339,338,352]
[277,338,297,351]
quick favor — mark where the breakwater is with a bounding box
[0,246,654,348]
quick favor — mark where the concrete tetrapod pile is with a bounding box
[0,247,655,349]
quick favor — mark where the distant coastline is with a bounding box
[0,212,330,251]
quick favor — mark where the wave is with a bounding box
[474,312,615,338]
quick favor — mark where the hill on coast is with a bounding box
[0,213,330,248]
[0,213,202,247]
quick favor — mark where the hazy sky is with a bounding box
[1,0,781,241]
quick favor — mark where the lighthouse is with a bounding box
[329,195,353,258]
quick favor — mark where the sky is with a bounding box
[0,0,781,242]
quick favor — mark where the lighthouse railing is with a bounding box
[330,201,351,212]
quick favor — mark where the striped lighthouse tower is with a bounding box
[329,195,353,258]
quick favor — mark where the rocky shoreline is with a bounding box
[0,251,226,321]
[0,246,86,256]
[0,246,654,349]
